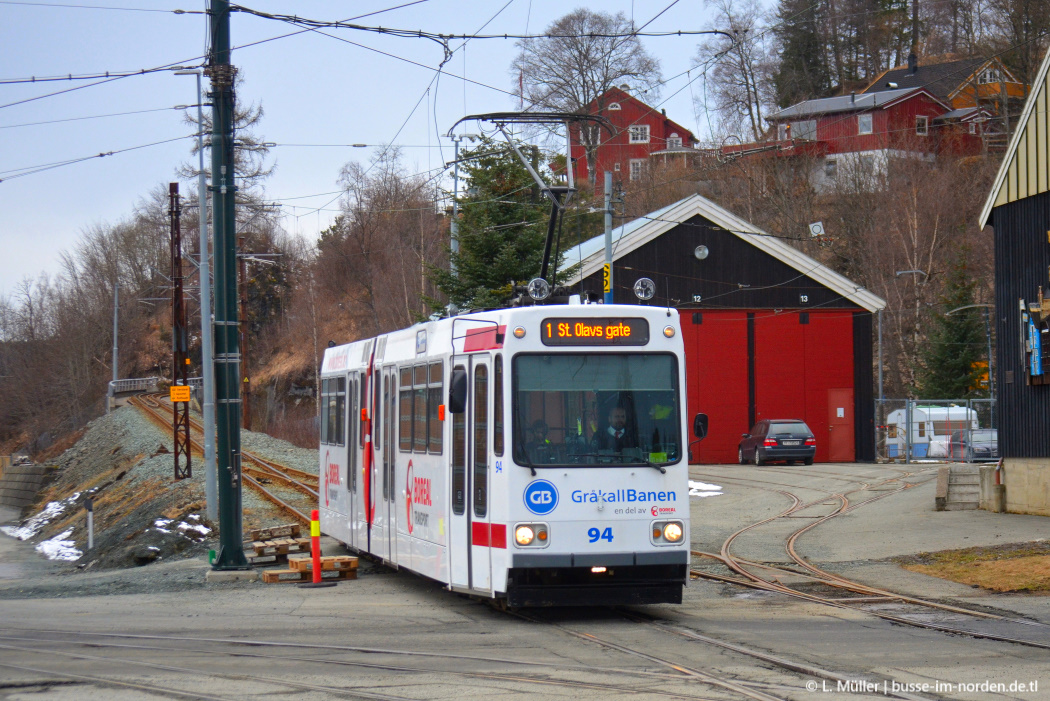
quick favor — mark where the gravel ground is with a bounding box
[0,403,321,579]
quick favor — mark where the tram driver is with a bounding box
[593,405,638,452]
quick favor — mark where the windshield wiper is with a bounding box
[620,455,667,474]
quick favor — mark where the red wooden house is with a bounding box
[570,87,697,184]
[722,88,984,190]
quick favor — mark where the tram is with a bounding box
[318,299,707,606]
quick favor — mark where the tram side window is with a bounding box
[334,377,345,446]
[359,376,368,445]
[452,365,466,515]
[493,355,504,456]
[428,362,443,454]
[373,370,381,450]
[320,378,345,446]
[320,379,330,444]
[414,365,427,452]
[473,364,488,518]
[398,368,413,452]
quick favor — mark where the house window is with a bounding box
[858,113,873,135]
[860,154,875,173]
[979,68,1003,84]
[791,119,816,140]
[613,162,621,171]
[629,159,645,180]
[667,132,682,148]
[777,124,788,141]
[969,123,977,134]
[824,158,837,178]
[608,102,622,110]
[916,115,928,136]
[628,124,650,143]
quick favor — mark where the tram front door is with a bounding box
[449,354,491,592]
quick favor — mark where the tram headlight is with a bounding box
[515,526,535,545]
[514,523,549,547]
[651,520,685,545]
[662,522,684,542]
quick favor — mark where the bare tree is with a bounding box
[513,8,662,189]
[695,0,773,142]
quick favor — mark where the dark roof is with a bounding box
[863,57,986,100]
[933,107,984,122]
[771,88,921,119]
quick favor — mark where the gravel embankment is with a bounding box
[1,404,320,582]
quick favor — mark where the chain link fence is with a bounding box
[876,398,997,463]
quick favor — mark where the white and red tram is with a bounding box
[318,301,707,606]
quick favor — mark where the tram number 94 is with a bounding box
[588,527,614,543]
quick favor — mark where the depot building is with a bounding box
[561,194,886,464]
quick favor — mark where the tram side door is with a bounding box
[449,360,470,589]
[468,357,492,592]
[385,366,398,564]
[372,367,395,562]
[448,355,492,592]
[346,373,358,549]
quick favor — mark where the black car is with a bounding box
[949,429,999,462]
[739,420,816,466]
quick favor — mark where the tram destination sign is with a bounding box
[540,318,649,346]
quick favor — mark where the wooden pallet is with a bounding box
[261,567,358,584]
[288,555,359,572]
[249,524,301,541]
[250,537,311,557]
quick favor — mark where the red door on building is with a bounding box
[827,388,854,461]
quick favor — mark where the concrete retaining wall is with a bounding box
[0,463,50,512]
[1002,458,1050,516]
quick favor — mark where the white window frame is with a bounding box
[613,162,621,172]
[628,124,650,144]
[608,102,622,111]
[858,113,873,135]
[777,124,788,141]
[915,115,928,136]
[629,159,646,181]
[667,133,682,148]
[824,158,837,179]
[979,68,1002,85]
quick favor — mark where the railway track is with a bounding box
[128,394,316,524]
[688,466,1050,651]
[0,628,735,700]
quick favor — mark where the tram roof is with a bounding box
[558,194,886,313]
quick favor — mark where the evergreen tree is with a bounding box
[429,138,567,311]
[772,0,831,107]
[918,251,989,399]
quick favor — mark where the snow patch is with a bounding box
[150,516,209,540]
[0,492,82,540]
[35,528,82,561]
[689,480,723,498]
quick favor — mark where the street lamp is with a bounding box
[947,303,995,401]
[174,68,217,522]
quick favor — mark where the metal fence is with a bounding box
[876,398,997,464]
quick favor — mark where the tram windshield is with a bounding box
[512,353,681,467]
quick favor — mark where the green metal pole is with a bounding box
[209,0,248,570]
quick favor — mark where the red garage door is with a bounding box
[685,309,856,464]
[683,311,749,464]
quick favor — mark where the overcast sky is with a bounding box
[0,0,732,296]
